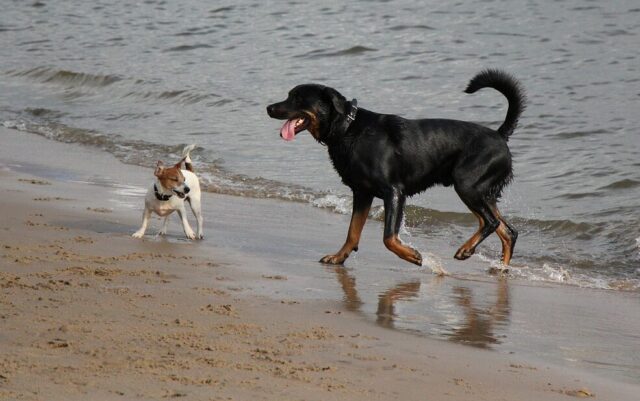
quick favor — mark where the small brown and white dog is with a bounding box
[132,144,203,240]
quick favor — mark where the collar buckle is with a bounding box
[346,99,358,123]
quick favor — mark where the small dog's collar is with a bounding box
[154,183,172,201]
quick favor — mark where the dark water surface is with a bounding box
[1,0,639,335]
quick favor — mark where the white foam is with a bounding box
[421,252,449,276]
[542,263,571,282]
[3,120,26,130]
[311,193,352,215]
[500,258,639,291]
[370,205,385,220]
[473,245,640,290]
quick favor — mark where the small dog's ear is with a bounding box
[154,161,164,177]
[324,87,346,115]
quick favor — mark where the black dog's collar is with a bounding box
[336,99,358,135]
[154,183,172,201]
[346,99,358,125]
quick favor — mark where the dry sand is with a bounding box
[1,128,637,400]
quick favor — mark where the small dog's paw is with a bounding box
[132,231,144,238]
[157,230,167,236]
[185,231,197,240]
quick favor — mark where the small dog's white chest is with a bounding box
[151,199,180,216]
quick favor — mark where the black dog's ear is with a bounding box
[323,87,347,115]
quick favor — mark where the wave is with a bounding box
[554,128,609,139]
[388,24,435,31]
[5,66,231,106]
[123,89,228,106]
[599,179,640,190]
[8,66,121,87]
[298,46,377,59]
[163,44,213,52]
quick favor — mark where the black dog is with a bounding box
[267,69,525,266]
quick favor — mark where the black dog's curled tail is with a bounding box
[465,69,526,140]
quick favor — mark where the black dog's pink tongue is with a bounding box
[280,119,296,141]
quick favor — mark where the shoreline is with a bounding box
[1,127,639,400]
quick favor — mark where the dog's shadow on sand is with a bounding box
[51,218,133,235]
[330,266,511,348]
[51,218,195,243]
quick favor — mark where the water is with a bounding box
[1,2,639,285]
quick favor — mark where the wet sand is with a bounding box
[1,127,638,400]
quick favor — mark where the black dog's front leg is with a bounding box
[382,188,422,266]
[320,191,373,265]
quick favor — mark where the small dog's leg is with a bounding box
[187,198,204,239]
[158,216,170,236]
[177,208,196,240]
[132,209,152,238]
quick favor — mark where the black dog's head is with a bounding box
[266,84,349,144]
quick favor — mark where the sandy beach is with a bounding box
[1,127,638,400]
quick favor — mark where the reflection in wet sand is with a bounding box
[330,266,511,348]
[331,266,363,312]
[448,278,510,348]
[376,282,421,329]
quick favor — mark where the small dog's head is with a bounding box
[266,84,348,144]
[154,160,190,198]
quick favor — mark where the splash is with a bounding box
[421,253,449,276]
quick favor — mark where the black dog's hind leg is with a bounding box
[382,188,423,266]
[454,189,500,261]
[491,204,518,265]
[320,191,374,265]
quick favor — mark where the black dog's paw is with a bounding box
[411,249,423,266]
[319,254,347,265]
[454,247,474,260]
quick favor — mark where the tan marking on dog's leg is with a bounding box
[455,211,485,260]
[383,235,422,266]
[491,205,516,265]
[320,205,371,265]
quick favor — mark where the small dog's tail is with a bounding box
[464,69,526,140]
[181,144,197,172]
